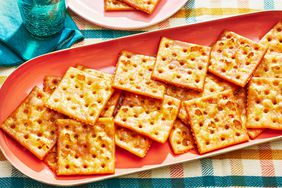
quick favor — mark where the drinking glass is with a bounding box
[18,0,66,37]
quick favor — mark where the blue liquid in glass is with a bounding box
[18,0,66,37]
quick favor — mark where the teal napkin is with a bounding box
[0,0,84,67]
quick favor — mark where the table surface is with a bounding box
[1,0,282,187]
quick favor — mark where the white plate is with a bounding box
[68,0,188,30]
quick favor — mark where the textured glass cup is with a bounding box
[18,0,66,37]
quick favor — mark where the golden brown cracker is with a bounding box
[46,67,114,125]
[253,50,282,78]
[1,87,62,160]
[56,118,115,175]
[114,93,180,143]
[115,126,152,157]
[260,21,282,53]
[184,90,249,154]
[152,37,210,91]
[104,0,134,11]
[166,74,236,124]
[119,0,160,14]
[233,87,264,139]
[113,51,165,99]
[169,119,194,154]
[209,31,267,87]
[246,77,282,130]
[43,76,61,94]
[247,129,264,139]
[43,146,57,172]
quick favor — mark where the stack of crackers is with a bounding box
[1,22,281,176]
[104,0,160,14]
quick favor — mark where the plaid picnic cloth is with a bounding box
[1,0,282,187]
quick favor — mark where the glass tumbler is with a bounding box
[18,0,66,37]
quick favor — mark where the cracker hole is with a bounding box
[129,77,134,81]
[272,99,277,105]
[138,124,143,129]
[148,67,153,71]
[263,109,269,113]
[264,90,270,95]
[62,87,67,91]
[92,154,97,158]
[65,125,69,129]
[83,144,87,149]
[126,54,131,58]
[168,101,173,105]
[179,61,185,66]
[162,57,167,61]
[79,94,84,98]
[139,72,144,76]
[246,62,250,65]
[67,97,71,101]
[158,69,164,73]
[24,134,29,139]
[191,57,195,61]
[101,163,106,168]
[273,81,279,86]
[37,93,43,99]
[217,49,222,53]
[161,117,166,121]
[65,164,70,169]
[122,118,127,122]
[277,28,282,32]
[218,106,223,111]
[136,85,141,89]
[215,118,219,122]
[142,59,147,63]
[225,125,229,130]
[75,85,79,89]
[83,164,88,169]
[97,99,102,104]
[205,141,210,145]
[187,70,192,75]
[236,132,241,137]
[255,99,261,104]
[75,154,79,159]
[210,130,215,134]
[54,98,59,103]
[267,37,272,42]
[209,88,215,92]
[199,122,203,127]
[195,109,202,116]
[254,46,259,51]
[236,75,241,79]
[195,79,200,83]
[221,68,226,73]
[176,75,181,79]
[150,121,154,125]
[145,110,150,114]
[133,64,137,68]
[198,65,203,70]
[172,52,177,57]
[134,114,138,118]
[221,137,225,141]
[38,146,42,150]
[70,75,75,79]
[66,145,70,149]
[50,131,55,135]
[255,117,260,122]
[101,143,106,148]
[71,106,77,110]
